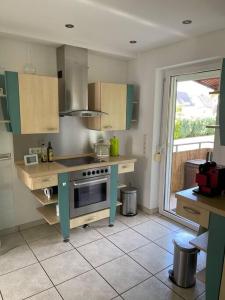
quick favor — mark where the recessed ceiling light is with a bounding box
[65,24,74,29]
[129,40,137,44]
[182,19,192,25]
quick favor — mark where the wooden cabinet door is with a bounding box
[100,83,126,131]
[18,74,59,134]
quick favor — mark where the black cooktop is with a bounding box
[55,156,104,167]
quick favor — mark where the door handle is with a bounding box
[74,177,108,187]
[0,153,11,161]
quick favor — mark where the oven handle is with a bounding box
[73,177,108,188]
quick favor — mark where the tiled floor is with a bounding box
[0,212,206,300]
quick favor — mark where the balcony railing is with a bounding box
[173,141,214,153]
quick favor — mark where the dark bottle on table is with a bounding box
[47,141,54,162]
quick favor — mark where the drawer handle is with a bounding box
[183,206,200,215]
[47,127,57,131]
[41,178,50,182]
[122,165,127,168]
[103,125,112,129]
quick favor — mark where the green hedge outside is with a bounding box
[174,118,216,139]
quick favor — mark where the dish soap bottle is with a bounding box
[41,143,47,163]
[110,136,119,157]
[47,142,54,162]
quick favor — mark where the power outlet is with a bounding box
[143,134,147,155]
[29,147,42,155]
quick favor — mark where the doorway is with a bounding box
[160,69,220,226]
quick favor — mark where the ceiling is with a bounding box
[0,0,225,58]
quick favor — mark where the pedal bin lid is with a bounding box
[173,239,199,253]
[121,187,137,194]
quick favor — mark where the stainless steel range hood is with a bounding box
[57,45,106,117]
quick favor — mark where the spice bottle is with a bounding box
[47,142,54,162]
[41,143,47,162]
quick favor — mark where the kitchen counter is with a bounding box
[176,188,225,218]
[175,188,225,300]
[15,153,137,243]
[15,154,136,178]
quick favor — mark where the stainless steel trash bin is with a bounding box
[120,187,137,216]
[169,239,199,288]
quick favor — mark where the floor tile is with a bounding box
[0,244,37,275]
[29,232,73,261]
[197,293,206,300]
[97,255,150,294]
[107,228,150,253]
[21,223,57,243]
[156,266,205,300]
[117,212,150,227]
[57,269,117,300]
[78,238,123,267]
[69,226,103,248]
[0,263,52,300]
[133,220,172,241]
[150,214,184,231]
[122,276,182,300]
[154,229,196,254]
[27,287,62,299]
[41,249,92,285]
[0,232,25,253]
[91,219,128,236]
[129,243,173,274]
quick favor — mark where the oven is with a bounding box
[69,166,111,218]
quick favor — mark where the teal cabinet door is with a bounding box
[219,58,225,145]
[4,71,21,134]
[206,213,225,300]
[126,84,134,129]
[0,74,12,132]
[58,173,70,241]
[109,165,118,225]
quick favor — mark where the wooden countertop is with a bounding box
[176,188,225,218]
[15,154,136,178]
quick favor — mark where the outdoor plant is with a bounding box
[174,117,215,139]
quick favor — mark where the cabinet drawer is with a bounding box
[176,199,209,228]
[70,209,110,229]
[118,162,134,174]
[31,175,58,190]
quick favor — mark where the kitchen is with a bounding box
[0,1,225,300]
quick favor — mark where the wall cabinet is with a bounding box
[87,82,134,131]
[4,71,59,134]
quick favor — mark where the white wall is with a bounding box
[126,29,225,210]
[0,36,129,230]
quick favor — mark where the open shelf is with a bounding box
[37,205,59,225]
[206,125,220,129]
[209,90,220,95]
[118,183,127,189]
[0,120,10,124]
[190,232,208,252]
[32,190,58,206]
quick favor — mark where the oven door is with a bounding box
[70,175,110,218]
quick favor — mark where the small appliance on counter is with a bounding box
[94,140,110,158]
[110,136,120,157]
[195,159,225,197]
